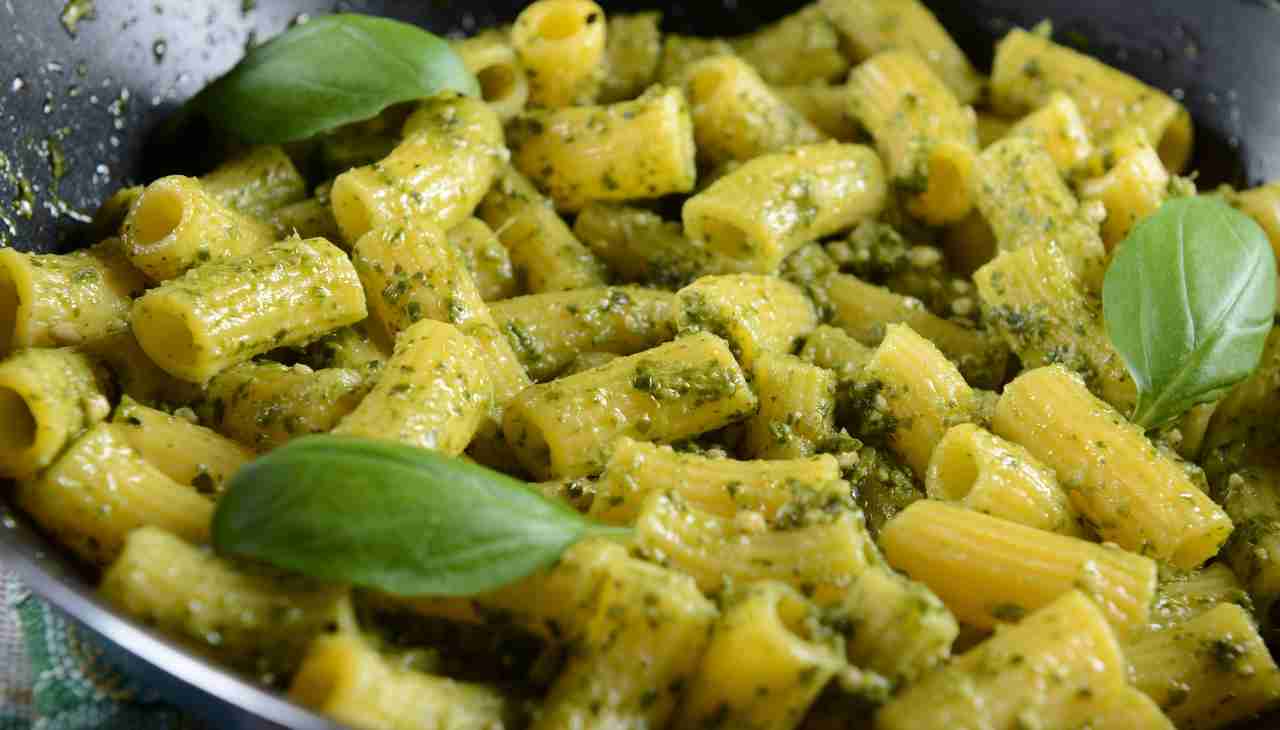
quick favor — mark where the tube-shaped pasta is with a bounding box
[926,423,1084,537]
[101,526,354,682]
[1230,181,1280,265]
[330,94,504,244]
[1150,562,1249,630]
[503,332,756,478]
[774,83,861,141]
[1005,91,1093,173]
[875,591,1129,730]
[477,165,608,293]
[112,396,251,494]
[590,437,842,524]
[335,320,492,456]
[1217,466,1280,626]
[991,28,1193,172]
[818,0,982,104]
[351,222,529,418]
[452,32,529,120]
[0,347,111,479]
[976,241,1136,412]
[1079,138,1171,248]
[201,362,371,452]
[676,274,817,369]
[683,55,826,166]
[632,492,872,604]
[511,0,606,108]
[742,352,837,460]
[826,563,958,684]
[559,351,618,376]
[974,137,1105,276]
[574,204,718,288]
[798,324,874,382]
[533,550,717,730]
[448,218,517,302]
[598,12,662,103]
[303,320,388,373]
[131,236,366,383]
[490,286,677,381]
[674,582,845,730]
[1043,683,1177,730]
[1202,328,1280,476]
[89,185,142,240]
[270,197,340,243]
[822,273,1005,388]
[0,238,144,355]
[882,500,1157,633]
[121,174,276,282]
[16,424,212,564]
[731,6,848,86]
[993,366,1233,569]
[863,324,977,477]
[1127,603,1280,730]
[509,86,697,212]
[82,329,203,407]
[683,143,886,273]
[201,145,307,220]
[291,634,509,730]
[847,50,978,225]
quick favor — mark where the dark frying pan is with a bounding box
[1,2,1277,728]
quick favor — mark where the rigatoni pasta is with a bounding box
[0,347,111,479]
[512,0,607,108]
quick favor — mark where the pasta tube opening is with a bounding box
[128,185,184,249]
[477,63,519,105]
[926,427,981,501]
[0,386,36,451]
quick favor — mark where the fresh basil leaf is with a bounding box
[1103,196,1276,429]
[211,436,627,596]
[192,14,478,144]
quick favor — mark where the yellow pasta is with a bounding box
[200,145,307,220]
[991,27,1194,171]
[291,634,509,730]
[334,320,492,456]
[673,582,845,730]
[447,218,517,302]
[598,12,662,103]
[656,34,734,86]
[863,324,977,477]
[1216,465,1280,625]
[880,500,1157,633]
[572,203,718,288]
[875,591,1132,730]
[102,526,354,683]
[489,286,677,381]
[683,143,886,273]
[122,174,276,282]
[590,436,842,524]
[112,395,252,494]
[477,164,609,292]
[993,366,1232,569]
[452,32,529,120]
[798,323,874,382]
[509,86,696,212]
[0,347,111,479]
[131,236,366,383]
[774,83,861,141]
[270,196,341,243]
[818,0,983,104]
[511,0,606,108]
[742,352,837,460]
[1127,602,1280,729]
[201,362,372,452]
[81,329,202,408]
[1078,136,1172,247]
[731,5,848,86]
[847,50,978,225]
[1005,91,1093,173]
[926,423,1084,536]
[676,274,817,369]
[683,54,826,166]
[16,423,213,564]
[503,332,756,478]
[1150,562,1249,630]
[330,94,504,244]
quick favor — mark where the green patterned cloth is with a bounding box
[0,572,200,730]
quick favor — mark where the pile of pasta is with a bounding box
[4,0,1280,728]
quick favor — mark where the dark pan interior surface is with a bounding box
[2,1,1279,728]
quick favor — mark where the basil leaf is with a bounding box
[192,14,478,144]
[211,436,627,596]
[1103,196,1276,429]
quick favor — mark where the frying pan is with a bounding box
[1,1,1278,728]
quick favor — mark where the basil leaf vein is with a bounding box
[1103,196,1276,429]
[192,14,478,144]
[212,436,627,596]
